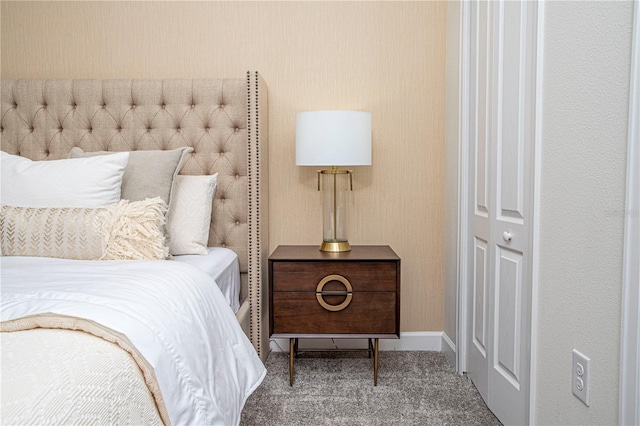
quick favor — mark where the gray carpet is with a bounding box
[241,351,501,425]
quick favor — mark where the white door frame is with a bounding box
[456,0,471,374]
[455,0,471,376]
[455,1,544,424]
[619,2,640,425]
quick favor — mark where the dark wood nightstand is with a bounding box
[269,245,400,385]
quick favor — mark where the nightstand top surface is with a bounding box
[269,245,399,261]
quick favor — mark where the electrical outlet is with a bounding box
[572,349,590,406]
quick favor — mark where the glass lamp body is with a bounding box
[319,170,351,252]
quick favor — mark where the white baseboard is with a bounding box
[441,332,457,369]
[269,331,444,353]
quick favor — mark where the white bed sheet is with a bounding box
[172,247,240,313]
[0,256,266,426]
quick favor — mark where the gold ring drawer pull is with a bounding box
[316,274,353,312]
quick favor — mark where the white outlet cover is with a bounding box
[572,349,590,406]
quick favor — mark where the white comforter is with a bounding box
[0,256,266,426]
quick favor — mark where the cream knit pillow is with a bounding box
[0,198,168,261]
[166,174,217,256]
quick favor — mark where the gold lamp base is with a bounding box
[320,240,352,252]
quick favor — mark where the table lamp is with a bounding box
[295,110,372,252]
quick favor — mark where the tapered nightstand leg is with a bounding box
[373,338,379,386]
[289,338,295,386]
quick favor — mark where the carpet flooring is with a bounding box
[241,351,501,425]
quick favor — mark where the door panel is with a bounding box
[467,1,538,424]
[474,0,490,218]
[488,3,537,424]
[496,1,529,225]
[498,1,525,220]
[495,246,523,387]
[467,0,492,402]
[473,238,488,356]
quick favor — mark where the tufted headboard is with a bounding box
[0,73,270,360]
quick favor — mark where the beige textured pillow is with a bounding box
[68,147,193,206]
[167,174,217,256]
[0,198,169,260]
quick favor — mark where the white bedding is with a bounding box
[0,256,266,426]
[172,247,240,313]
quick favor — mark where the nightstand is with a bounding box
[269,245,400,385]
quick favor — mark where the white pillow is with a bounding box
[167,174,217,256]
[1,151,129,208]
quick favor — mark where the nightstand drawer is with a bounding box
[272,292,396,335]
[272,261,398,292]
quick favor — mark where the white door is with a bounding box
[467,1,539,424]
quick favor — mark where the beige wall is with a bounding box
[1,1,446,333]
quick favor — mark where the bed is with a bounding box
[0,74,270,425]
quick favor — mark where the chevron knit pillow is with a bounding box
[0,198,168,260]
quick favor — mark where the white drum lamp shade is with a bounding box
[295,111,372,166]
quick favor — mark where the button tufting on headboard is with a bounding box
[1,78,250,272]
